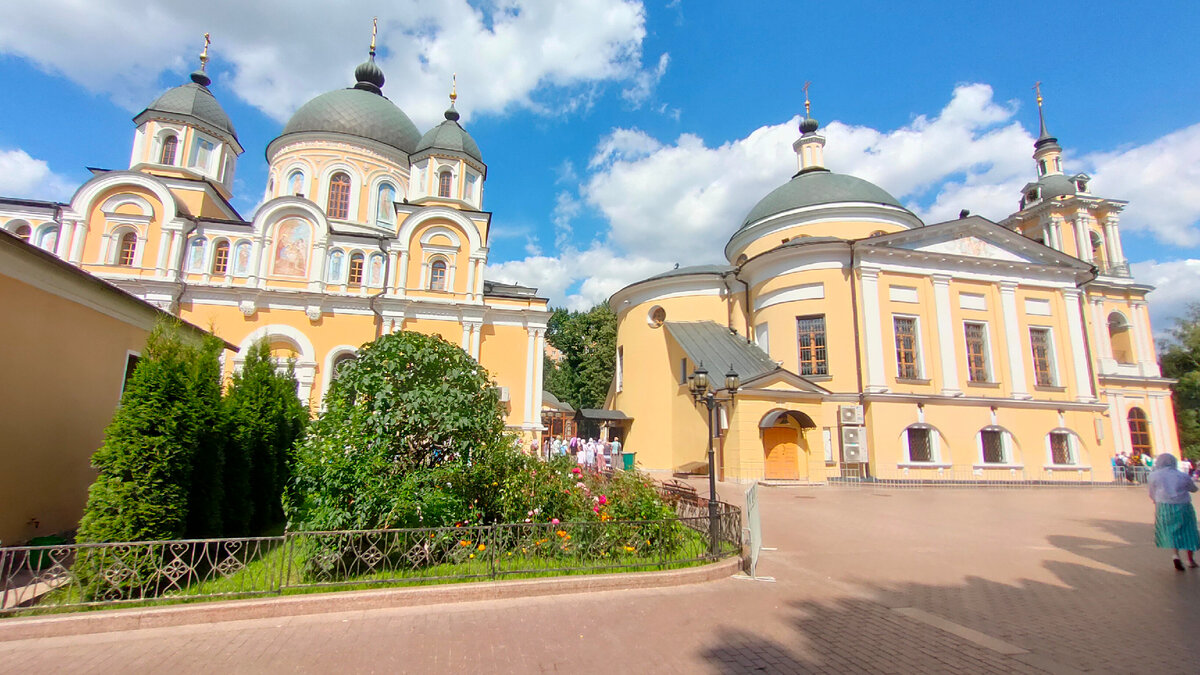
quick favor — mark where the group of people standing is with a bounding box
[540,436,624,471]
[1115,450,1198,483]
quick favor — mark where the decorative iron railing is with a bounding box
[821,464,1149,487]
[0,501,741,615]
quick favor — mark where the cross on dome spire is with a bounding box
[445,73,461,121]
[799,81,819,134]
[354,18,386,94]
[370,17,377,57]
[793,81,826,173]
[191,33,213,86]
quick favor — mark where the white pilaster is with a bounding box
[70,222,87,263]
[53,223,71,259]
[1073,216,1091,262]
[396,250,409,296]
[1149,394,1170,455]
[533,329,545,427]
[309,242,327,292]
[998,282,1030,398]
[461,323,471,350]
[475,259,485,299]
[470,322,482,359]
[859,267,887,392]
[524,327,537,424]
[1103,214,1125,264]
[1109,393,1129,456]
[1131,301,1161,376]
[386,250,399,293]
[1090,297,1113,361]
[931,275,961,396]
[154,227,171,275]
[247,238,263,285]
[1062,288,1095,402]
[466,260,476,302]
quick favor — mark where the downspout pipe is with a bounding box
[370,235,393,339]
[848,241,867,475]
[732,267,753,343]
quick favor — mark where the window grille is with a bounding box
[964,323,989,382]
[894,317,919,379]
[980,429,1005,464]
[797,315,827,376]
[1030,328,1054,386]
[907,427,932,463]
[1050,432,1072,465]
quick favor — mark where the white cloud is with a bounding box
[487,243,665,311]
[0,149,76,202]
[621,52,669,106]
[493,83,1200,309]
[0,0,660,128]
[1131,259,1200,337]
[1085,124,1200,247]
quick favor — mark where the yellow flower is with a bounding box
[477,543,486,551]
[623,545,636,553]
[469,553,476,559]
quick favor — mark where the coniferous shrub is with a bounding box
[185,334,227,537]
[223,340,306,534]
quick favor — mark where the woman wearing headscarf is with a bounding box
[1147,453,1200,571]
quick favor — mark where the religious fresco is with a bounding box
[273,219,310,277]
[232,241,252,277]
[368,253,385,287]
[328,249,345,283]
[187,238,206,272]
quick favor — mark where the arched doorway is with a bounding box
[760,410,816,480]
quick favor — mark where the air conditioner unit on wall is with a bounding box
[497,386,510,402]
[838,405,864,426]
[841,426,868,463]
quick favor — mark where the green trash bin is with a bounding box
[622,452,636,470]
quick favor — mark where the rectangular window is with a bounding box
[894,316,920,379]
[907,427,932,463]
[347,257,364,286]
[1030,327,1055,386]
[1049,432,1072,465]
[964,322,990,383]
[616,346,623,393]
[191,138,214,170]
[980,429,1005,464]
[797,315,827,376]
[679,357,688,385]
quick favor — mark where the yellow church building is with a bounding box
[0,38,551,440]
[608,93,1178,482]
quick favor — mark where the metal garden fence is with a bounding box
[1,500,741,616]
[821,463,1152,488]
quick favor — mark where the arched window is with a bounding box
[978,426,1011,464]
[904,424,939,463]
[1128,408,1152,456]
[117,231,138,266]
[347,252,365,286]
[429,259,448,291]
[327,172,351,219]
[376,183,396,223]
[212,240,230,276]
[187,237,206,273]
[1047,430,1076,465]
[160,135,178,165]
[1108,312,1135,364]
[36,225,58,252]
[288,170,305,196]
[331,353,357,382]
[1038,159,1047,176]
[438,171,453,198]
[327,249,345,283]
[13,224,31,241]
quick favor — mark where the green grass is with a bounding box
[4,529,736,618]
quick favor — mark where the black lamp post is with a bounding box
[689,361,739,556]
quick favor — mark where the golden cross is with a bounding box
[199,33,210,71]
[803,80,812,115]
[1033,81,1043,107]
[450,73,457,103]
[370,17,378,55]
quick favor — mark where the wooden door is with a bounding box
[763,427,801,480]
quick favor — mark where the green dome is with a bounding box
[740,170,904,228]
[1035,174,1077,200]
[279,87,421,155]
[141,72,237,140]
[415,105,482,163]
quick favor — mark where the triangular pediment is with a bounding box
[860,215,1090,271]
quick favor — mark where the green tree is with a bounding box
[1159,303,1200,461]
[78,321,210,543]
[223,340,306,535]
[185,334,227,537]
[544,303,617,410]
[287,331,508,531]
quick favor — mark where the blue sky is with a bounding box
[2,1,1199,327]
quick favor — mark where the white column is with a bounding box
[396,250,409,296]
[931,275,961,396]
[460,322,471,350]
[475,259,485,298]
[533,328,545,426]
[1073,216,1091,262]
[1103,214,1125,265]
[1062,288,1095,401]
[154,226,171,275]
[386,250,398,294]
[470,322,482,359]
[859,267,887,392]
[1109,393,1129,456]
[420,259,429,290]
[1149,394,1170,455]
[1090,297,1113,361]
[309,242,327,291]
[247,238,263,284]
[998,282,1030,398]
[70,222,87,263]
[1050,216,1065,251]
[523,327,537,424]
[1131,301,1160,376]
[53,222,71,258]
[466,259,477,302]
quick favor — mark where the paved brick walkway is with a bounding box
[2,486,1196,673]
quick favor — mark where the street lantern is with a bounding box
[686,361,738,557]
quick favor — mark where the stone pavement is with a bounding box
[2,486,1197,673]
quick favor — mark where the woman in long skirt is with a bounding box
[1148,453,1200,571]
